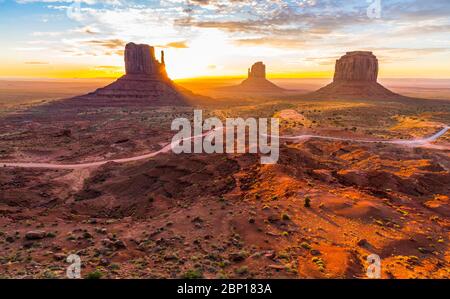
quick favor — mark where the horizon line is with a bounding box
[2,76,450,82]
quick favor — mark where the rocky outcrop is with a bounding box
[333,51,378,82]
[248,62,266,79]
[124,43,167,79]
[309,51,401,100]
[219,62,284,93]
[75,42,193,106]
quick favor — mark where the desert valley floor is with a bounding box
[0,77,449,279]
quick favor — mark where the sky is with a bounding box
[0,0,449,79]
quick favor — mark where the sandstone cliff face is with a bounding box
[124,42,167,79]
[333,51,378,82]
[248,62,266,79]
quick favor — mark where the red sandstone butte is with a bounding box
[311,51,400,100]
[219,62,285,93]
[75,42,190,106]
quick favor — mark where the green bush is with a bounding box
[86,270,103,279]
[183,269,203,279]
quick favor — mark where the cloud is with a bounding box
[32,31,64,37]
[15,47,47,51]
[82,38,126,50]
[92,65,122,70]
[374,47,450,55]
[72,25,100,35]
[24,61,50,64]
[161,41,189,48]
[189,0,210,5]
[16,0,123,4]
[393,24,450,36]
[234,37,306,48]
[51,38,128,57]
[173,4,369,40]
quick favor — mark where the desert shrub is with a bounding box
[281,213,291,221]
[300,242,312,250]
[86,270,103,279]
[304,196,311,208]
[183,269,203,279]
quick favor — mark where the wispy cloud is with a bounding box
[82,38,125,49]
[24,61,49,64]
[162,41,189,48]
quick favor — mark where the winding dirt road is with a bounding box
[277,126,450,145]
[1,126,448,170]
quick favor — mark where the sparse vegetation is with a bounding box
[281,213,291,221]
[182,269,203,279]
[312,257,325,272]
[235,266,249,275]
[304,196,311,208]
[86,270,103,279]
[300,242,312,250]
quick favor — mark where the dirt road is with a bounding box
[1,126,448,170]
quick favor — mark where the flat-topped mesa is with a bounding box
[124,42,167,79]
[248,62,266,79]
[333,51,378,82]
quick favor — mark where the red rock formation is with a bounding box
[309,51,400,100]
[248,62,266,79]
[124,43,167,79]
[334,51,378,82]
[75,42,193,106]
[220,62,284,93]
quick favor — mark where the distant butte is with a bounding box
[309,51,401,100]
[248,61,266,79]
[219,62,285,93]
[76,42,192,106]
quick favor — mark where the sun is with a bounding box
[162,31,237,79]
